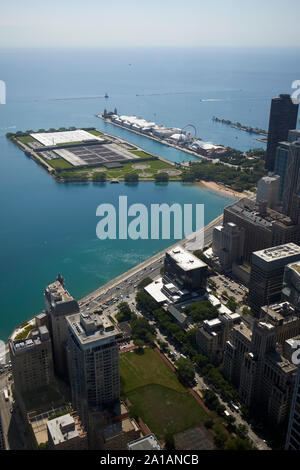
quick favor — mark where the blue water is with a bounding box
[0,47,300,340]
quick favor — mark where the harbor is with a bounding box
[97,110,230,161]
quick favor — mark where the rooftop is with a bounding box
[167,246,207,271]
[266,350,297,373]
[253,243,300,263]
[128,434,161,451]
[290,262,300,275]
[30,129,103,147]
[226,198,294,229]
[66,311,119,347]
[261,302,298,325]
[45,279,75,304]
[10,326,51,356]
[47,413,86,445]
[144,278,168,304]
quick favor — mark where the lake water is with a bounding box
[0,47,299,339]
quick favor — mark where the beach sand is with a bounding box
[198,180,248,199]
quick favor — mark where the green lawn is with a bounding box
[48,158,73,169]
[120,348,184,393]
[105,159,179,180]
[129,149,154,159]
[120,349,208,440]
[17,135,36,143]
[87,129,105,137]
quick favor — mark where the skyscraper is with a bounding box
[265,94,298,172]
[0,410,5,450]
[256,174,280,210]
[44,274,79,378]
[248,243,300,316]
[66,311,121,428]
[285,365,300,450]
[282,141,300,217]
[274,130,300,203]
[9,325,54,396]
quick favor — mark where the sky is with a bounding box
[0,0,300,48]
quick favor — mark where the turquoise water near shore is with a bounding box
[0,47,300,340]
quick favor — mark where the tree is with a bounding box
[116,302,132,323]
[224,437,255,451]
[134,338,145,354]
[176,357,195,385]
[124,172,139,182]
[137,277,152,290]
[93,172,106,182]
[155,172,169,182]
[204,418,214,429]
[214,428,227,449]
[130,317,155,345]
[226,297,239,312]
[236,424,248,439]
[184,300,218,323]
[164,433,175,450]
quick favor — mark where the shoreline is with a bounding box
[198,180,248,199]
[5,212,225,343]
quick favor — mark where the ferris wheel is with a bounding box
[181,124,197,143]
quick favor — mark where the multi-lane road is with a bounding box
[79,214,223,313]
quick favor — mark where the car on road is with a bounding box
[229,402,239,412]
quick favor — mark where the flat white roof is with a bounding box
[47,414,78,444]
[167,246,206,271]
[218,304,232,315]
[145,278,168,304]
[31,129,103,147]
[205,318,222,327]
[208,294,221,307]
[254,243,300,262]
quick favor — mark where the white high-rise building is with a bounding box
[256,174,280,209]
[66,311,121,428]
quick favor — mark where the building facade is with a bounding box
[285,365,300,450]
[282,141,300,217]
[282,261,300,309]
[256,174,280,210]
[9,325,54,397]
[44,274,79,378]
[212,222,244,270]
[223,198,300,263]
[223,302,300,427]
[66,311,121,428]
[0,410,5,450]
[196,312,241,364]
[265,94,298,172]
[164,246,208,291]
[248,243,300,316]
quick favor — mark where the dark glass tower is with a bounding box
[265,94,298,171]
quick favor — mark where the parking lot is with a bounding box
[51,142,139,167]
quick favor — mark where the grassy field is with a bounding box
[120,349,208,440]
[105,159,180,180]
[88,129,105,137]
[17,135,36,143]
[129,149,154,159]
[47,158,73,169]
[56,158,180,181]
